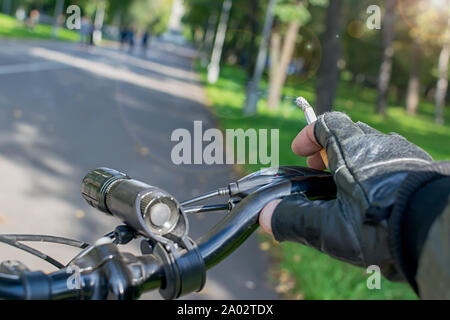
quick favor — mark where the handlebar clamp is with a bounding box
[153,237,205,300]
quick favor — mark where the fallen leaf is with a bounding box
[75,210,85,219]
[259,242,270,251]
[136,146,149,156]
[245,281,255,290]
[13,109,22,118]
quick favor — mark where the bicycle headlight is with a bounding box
[81,168,184,238]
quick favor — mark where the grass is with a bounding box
[198,63,450,300]
[0,13,79,41]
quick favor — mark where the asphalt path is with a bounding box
[0,38,278,299]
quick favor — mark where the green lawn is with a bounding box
[0,13,79,41]
[199,63,450,300]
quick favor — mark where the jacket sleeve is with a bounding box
[399,175,450,299]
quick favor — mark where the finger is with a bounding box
[291,122,322,157]
[259,199,282,235]
[314,112,365,150]
[307,152,326,170]
[313,112,367,173]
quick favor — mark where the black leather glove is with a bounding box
[271,111,435,280]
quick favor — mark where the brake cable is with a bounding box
[2,235,89,248]
[183,204,230,214]
[0,234,91,270]
[0,235,65,269]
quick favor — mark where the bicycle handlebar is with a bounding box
[0,169,336,300]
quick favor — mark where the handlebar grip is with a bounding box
[21,271,52,299]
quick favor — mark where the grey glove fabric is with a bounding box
[272,111,433,280]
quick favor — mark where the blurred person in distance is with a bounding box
[79,16,92,48]
[120,26,129,51]
[26,9,40,31]
[141,30,151,57]
[259,111,450,299]
[128,26,136,54]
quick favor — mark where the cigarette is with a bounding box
[295,97,329,168]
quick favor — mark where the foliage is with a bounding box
[274,0,327,24]
[4,0,173,34]
[126,0,172,34]
[183,0,266,76]
[0,13,79,41]
[184,0,448,109]
[275,1,311,25]
[277,241,417,299]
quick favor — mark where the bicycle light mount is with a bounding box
[81,167,205,299]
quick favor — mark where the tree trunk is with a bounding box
[113,10,122,31]
[435,42,449,125]
[315,0,342,115]
[207,0,232,84]
[375,0,396,116]
[201,12,218,66]
[267,20,300,109]
[93,0,106,45]
[243,0,278,115]
[268,30,281,109]
[2,0,11,15]
[246,0,259,79]
[406,40,421,115]
[51,0,65,39]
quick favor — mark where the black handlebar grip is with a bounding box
[21,271,52,300]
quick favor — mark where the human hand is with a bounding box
[259,111,434,280]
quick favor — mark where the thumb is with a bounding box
[271,194,363,266]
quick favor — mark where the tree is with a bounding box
[399,0,450,123]
[92,0,106,44]
[267,9,301,109]
[406,39,421,115]
[183,0,266,76]
[435,38,449,125]
[106,0,133,26]
[207,0,232,84]
[314,0,342,115]
[2,0,11,14]
[127,0,172,35]
[244,0,278,115]
[375,0,396,116]
[200,10,218,66]
[434,4,450,124]
[267,0,327,110]
[245,0,260,78]
[51,0,65,38]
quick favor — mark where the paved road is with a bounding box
[0,39,278,299]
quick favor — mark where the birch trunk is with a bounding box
[267,21,300,109]
[435,42,449,125]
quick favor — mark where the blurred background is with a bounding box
[0,0,449,300]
